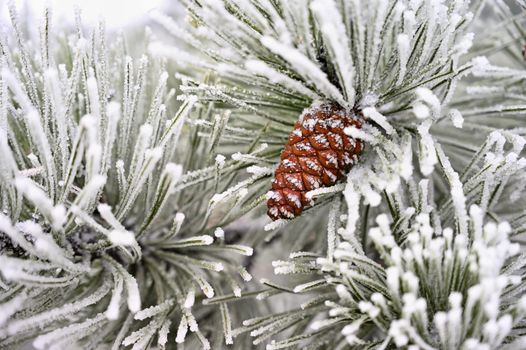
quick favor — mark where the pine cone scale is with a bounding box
[267,103,363,221]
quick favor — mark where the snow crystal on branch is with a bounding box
[0,6,257,349]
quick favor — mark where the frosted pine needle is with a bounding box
[0,6,256,349]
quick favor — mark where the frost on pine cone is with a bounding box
[267,103,363,220]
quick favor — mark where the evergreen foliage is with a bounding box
[0,0,525,349]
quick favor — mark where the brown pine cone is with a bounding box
[267,103,363,221]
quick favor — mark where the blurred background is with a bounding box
[0,0,180,29]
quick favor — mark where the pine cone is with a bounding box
[267,103,363,220]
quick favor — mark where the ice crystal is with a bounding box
[151,0,491,241]
[0,5,256,349]
[0,1,525,350]
[239,139,526,349]
[151,2,526,347]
